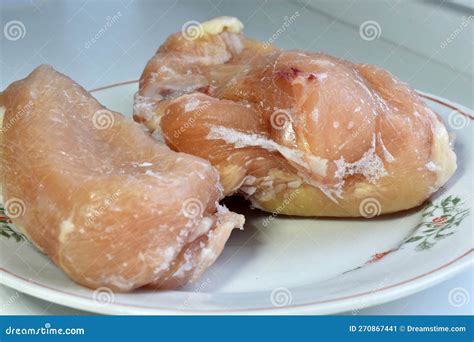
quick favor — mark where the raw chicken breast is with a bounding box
[134,17,457,217]
[0,65,244,291]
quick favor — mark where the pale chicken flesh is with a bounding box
[0,65,244,291]
[134,17,456,217]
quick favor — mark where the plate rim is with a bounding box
[0,83,472,315]
[1,250,471,315]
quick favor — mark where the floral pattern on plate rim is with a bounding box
[343,195,470,273]
[0,207,27,242]
[1,195,470,266]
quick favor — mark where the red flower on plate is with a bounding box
[367,249,394,264]
[0,215,12,223]
[432,216,448,227]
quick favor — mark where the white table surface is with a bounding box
[0,0,472,315]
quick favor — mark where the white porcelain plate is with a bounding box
[0,82,472,315]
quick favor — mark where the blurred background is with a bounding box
[1,0,473,106]
[0,0,472,315]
